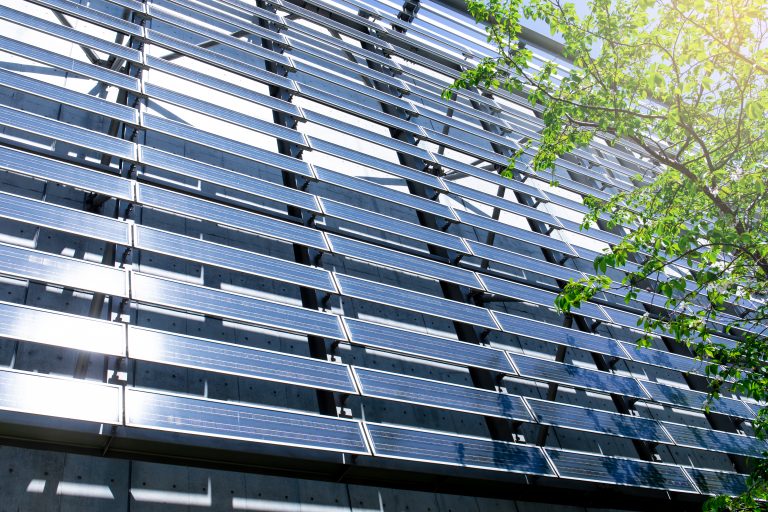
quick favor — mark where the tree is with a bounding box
[446,0,768,508]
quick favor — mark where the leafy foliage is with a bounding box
[448,0,768,508]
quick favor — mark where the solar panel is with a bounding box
[326,234,480,289]
[0,5,141,63]
[134,225,335,293]
[343,318,515,374]
[128,326,356,394]
[662,421,767,458]
[444,181,559,227]
[455,210,576,256]
[147,4,291,67]
[558,218,624,246]
[141,114,309,176]
[0,369,121,424]
[639,381,755,419]
[354,367,530,420]
[423,128,510,168]
[285,22,397,69]
[136,184,327,250]
[415,104,519,152]
[0,242,126,297]
[210,0,286,26]
[314,167,453,220]
[545,449,696,492]
[131,272,345,340]
[0,301,125,356]
[0,105,136,160]
[28,0,143,36]
[304,110,433,163]
[365,423,554,475]
[685,468,748,496]
[0,35,140,92]
[0,191,130,245]
[493,311,626,358]
[466,240,585,282]
[525,398,672,444]
[319,198,466,253]
[334,273,497,329]
[125,388,369,454]
[433,154,549,201]
[0,145,132,200]
[138,147,318,212]
[145,30,296,91]
[478,274,609,321]
[0,68,138,124]
[620,342,709,376]
[509,354,648,398]
[307,137,444,190]
[145,84,307,147]
[146,56,302,119]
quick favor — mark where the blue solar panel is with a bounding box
[620,342,710,376]
[314,166,454,220]
[134,226,336,293]
[478,274,609,321]
[493,311,626,358]
[0,242,126,297]
[0,191,130,245]
[545,449,696,492]
[354,368,529,421]
[0,145,132,200]
[510,354,648,398]
[639,381,754,419]
[456,210,576,256]
[366,423,554,475]
[433,154,548,201]
[444,181,559,227]
[662,421,767,458]
[125,389,369,454]
[558,218,624,246]
[343,318,515,374]
[526,398,672,444]
[0,369,121,424]
[326,234,480,289]
[685,468,748,496]
[138,147,318,211]
[0,105,135,160]
[423,128,509,167]
[334,273,497,329]
[320,199,466,253]
[131,272,345,340]
[0,301,125,356]
[128,326,356,394]
[466,240,585,282]
[137,184,328,250]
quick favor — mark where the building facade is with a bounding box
[0,0,762,510]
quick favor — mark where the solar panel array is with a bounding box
[0,0,763,502]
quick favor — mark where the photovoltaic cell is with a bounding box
[134,226,335,293]
[162,0,288,43]
[0,242,126,297]
[125,388,369,454]
[0,145,132,200]
[526,398,672,444]
[620,342,709,376]
[478,274,609,321]
[662,421,767,458]
[0,369,121,424]
[493,311,625,358]
[334,273,497,329]
[509,353,648,399]
[639,381,754,419]
[0,301,125,356]
[27,0,143,36]
[466,240,585,282]
[444,181,559,226]
[354,368,529,420]
[131,272,345,340]
[343,318,515,374]
[128,326,356,394]
[366,423,554,475]
[137,184,327,250]
[320,198,466,253]
[685,468,748,496]
[326,234,480,289]
[0,191,130,245]
[545,449,696,492]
